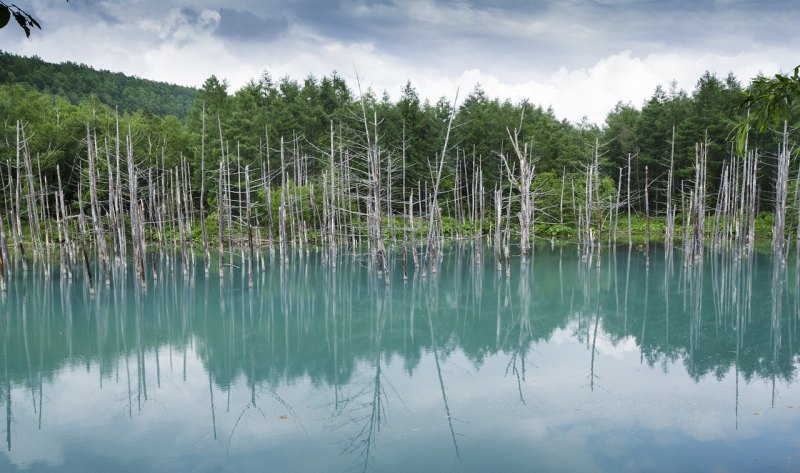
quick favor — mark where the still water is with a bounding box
[1,245,799,472]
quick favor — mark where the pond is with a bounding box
[1,244,799,472]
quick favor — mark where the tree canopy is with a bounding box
[0,51,198,117]
[0,51,795,220]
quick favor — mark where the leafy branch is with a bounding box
[0,1,68,37]
[734,65,800,153]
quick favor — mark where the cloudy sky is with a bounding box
[1,0,798,123]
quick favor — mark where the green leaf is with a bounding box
[0,6,10,29]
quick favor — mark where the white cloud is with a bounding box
[405,49,791,124]
[0,1,797,125]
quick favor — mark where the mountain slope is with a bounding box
[0,51,198,118]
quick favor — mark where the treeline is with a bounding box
[604,73,789,210]
[172,69,795,214]
[0,51,197,117]
[0,54,797,248]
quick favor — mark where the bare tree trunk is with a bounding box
[218,159,225,278]
[615,167,622,244]
[200,104,210,274]
[409,193,418,267]
[425,89,459,274]
[115,113,126,263]
[773,122,790,260]
[495,186,502,271]
[56,166,72,278]
[77,181,94,294]
[245,165,254,288]
[560,168,566,228]
[87,126,110,286]
[329,121,337,266]
[0,209,6,291]
[499,126,535,258]
[665,127,675,251]
[279,137,288,262]
[175,168,189,275]
[126,128,146,286]
[19,122,41,262]
[104,140,120,265]
[693,140,708,262]
[402,202,408,280]
[627,153,632,247]
[645,165,650,255]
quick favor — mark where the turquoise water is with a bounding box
[1,245,799,472]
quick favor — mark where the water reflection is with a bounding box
[0,244,799,471]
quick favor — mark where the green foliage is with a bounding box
[754,213,774,238]
[738,66,800,134]
[0,51,197,117]
[1,53,796,237]
[0,82,194,206]
[451,85,595,186]
[204,212,220,239]
[537,223,572,239]
[623,214,665,238]
[601,72,795,213]
[732,65,800,175]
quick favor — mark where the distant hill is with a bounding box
[0,51,198,118]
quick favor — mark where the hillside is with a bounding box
[0,51,197,118]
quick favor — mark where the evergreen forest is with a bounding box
[0,51,798,287]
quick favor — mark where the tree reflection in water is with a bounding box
[0,245,798,470]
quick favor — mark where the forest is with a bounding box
[0,51,797,288]
[0,51,197,117]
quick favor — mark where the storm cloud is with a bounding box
[215,8,288,42]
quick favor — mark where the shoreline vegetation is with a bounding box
[0,52,798,291]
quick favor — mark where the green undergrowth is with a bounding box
[1,211,790,252]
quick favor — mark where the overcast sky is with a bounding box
[1,0,798,123]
